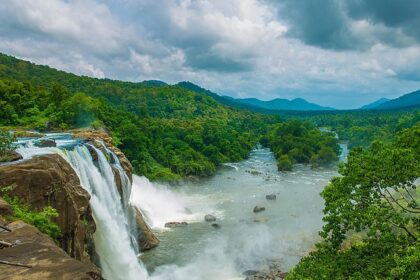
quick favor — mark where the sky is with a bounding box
[1,0,420,109]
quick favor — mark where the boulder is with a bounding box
[211,223,221,229]
[0,154,96,264]
[265,194,277,201]
[0,150,23,163]
[204,214,217,222]
[165,222,188,228]
[0,220,102,280]
[253,206,266,213]
[134,208,159,251]
[34,139,56,147]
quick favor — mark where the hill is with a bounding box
[375,90,420,110]
[235,97,334,111]
[177,81,333,111]
[0,53,278,180]
[360,98,390,109]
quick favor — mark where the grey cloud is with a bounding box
[345,0,420,41]
[0,0,419,109]
[269,0,420,50]
[274,0,359,50]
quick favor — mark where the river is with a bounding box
[131,145,344,280]
[14,134,346,280]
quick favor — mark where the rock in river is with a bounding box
[165,222,188,228]
[34,138,56,147]
[253,206,266,213]
[266,194,277,200]
[205,214,217,222]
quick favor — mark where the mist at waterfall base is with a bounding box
[131,147,338,280]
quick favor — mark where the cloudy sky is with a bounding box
[1,0,420,108]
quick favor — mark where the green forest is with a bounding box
[0,53,340,180]
[0,53,419,278]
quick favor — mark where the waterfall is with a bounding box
[63,145,148,280]
[16,139,149,280]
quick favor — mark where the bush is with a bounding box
[1,187,61,240]
[0,129,15,154]
[278,154,293,171]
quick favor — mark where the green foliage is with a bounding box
[1,187,61,240]
[287,238,420,280]
[296,110,420,149]
[277,154,293,171]
[288,124,420,279]
[261,120,339,171]
[0,128,15,154]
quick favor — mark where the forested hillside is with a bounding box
[0,53,281,180]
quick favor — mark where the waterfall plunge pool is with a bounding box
[132,146,341,280]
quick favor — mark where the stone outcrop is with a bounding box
[0,220,102,280]
[135,208,160,250]
[0,154,95,264]
[0,151,22,163]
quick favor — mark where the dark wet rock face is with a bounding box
[253,206,266,213]
[165,222,188,228]
[205,214,217,222]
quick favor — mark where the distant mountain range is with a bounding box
[177,81,334,111]
[231,97,334,111]
[360,98,390,109]
[360,90,420,110]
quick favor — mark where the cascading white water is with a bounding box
[16,138,149,280]
[63,145,148,280]
[130,175,214,230]
[96,141,140,250]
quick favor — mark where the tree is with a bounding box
[0,129,15,155]
[321,141,419,249]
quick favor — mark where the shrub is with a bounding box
[0,129,15,154]
[1,186,61,240]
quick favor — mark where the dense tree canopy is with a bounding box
[288,124,420,279]
[261,120,340,170]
